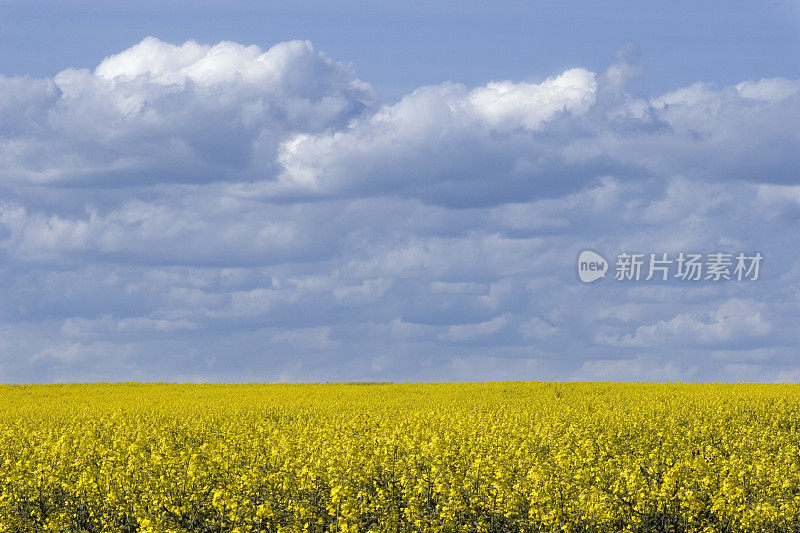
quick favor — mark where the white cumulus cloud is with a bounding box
[1,37,800,382]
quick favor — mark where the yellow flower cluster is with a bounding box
[1,382,800,532]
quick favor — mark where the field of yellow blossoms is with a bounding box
[2,383,800,532]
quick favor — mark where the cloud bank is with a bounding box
[1,37,799,382]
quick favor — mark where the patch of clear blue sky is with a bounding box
[2,0,799,101]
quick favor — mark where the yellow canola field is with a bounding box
[1,382,800,532]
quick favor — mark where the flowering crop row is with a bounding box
[1,383,800,532]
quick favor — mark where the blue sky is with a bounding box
[4,1,800,99]
[1,1,799,382]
